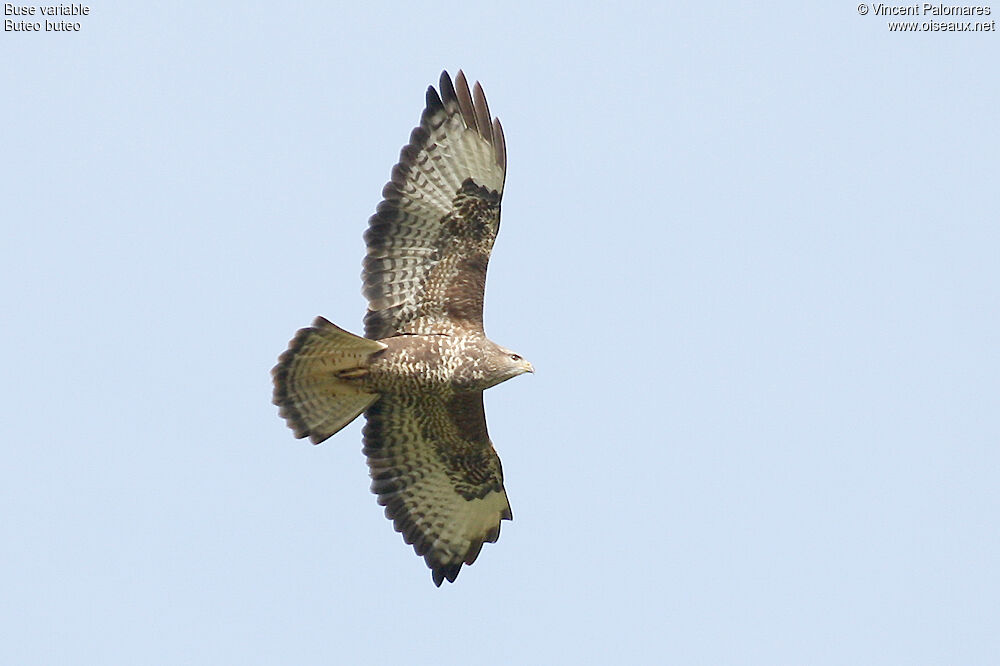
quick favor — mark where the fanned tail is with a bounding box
[272,317,386,444]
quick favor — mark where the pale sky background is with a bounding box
[2,2,998,664]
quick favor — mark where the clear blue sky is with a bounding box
[3,2,998,664]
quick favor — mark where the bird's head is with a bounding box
[501,349,534,377]
[478,343,533,389]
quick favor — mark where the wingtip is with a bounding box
[472,80,491,139]
[429,559,464,586]
[492,117,506,172]
[439,69,457,106]
[453,70,477,131]
[424,85,443,116]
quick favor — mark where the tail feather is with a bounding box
[272,316,386,444]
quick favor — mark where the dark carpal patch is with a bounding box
[439,178,501,245]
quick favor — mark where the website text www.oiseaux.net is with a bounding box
[860,3,996,31]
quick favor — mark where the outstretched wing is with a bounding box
[362,70,506,340]
[364,391,512,586]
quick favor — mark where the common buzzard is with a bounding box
[273,71,532,586]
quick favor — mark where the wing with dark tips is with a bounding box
[362,70,507,340]
[363,391,512,586]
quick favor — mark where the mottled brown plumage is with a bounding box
[272,71,531,586]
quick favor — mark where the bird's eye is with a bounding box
[510,354,522,362]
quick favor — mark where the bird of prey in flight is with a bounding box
[273,70,531,586]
